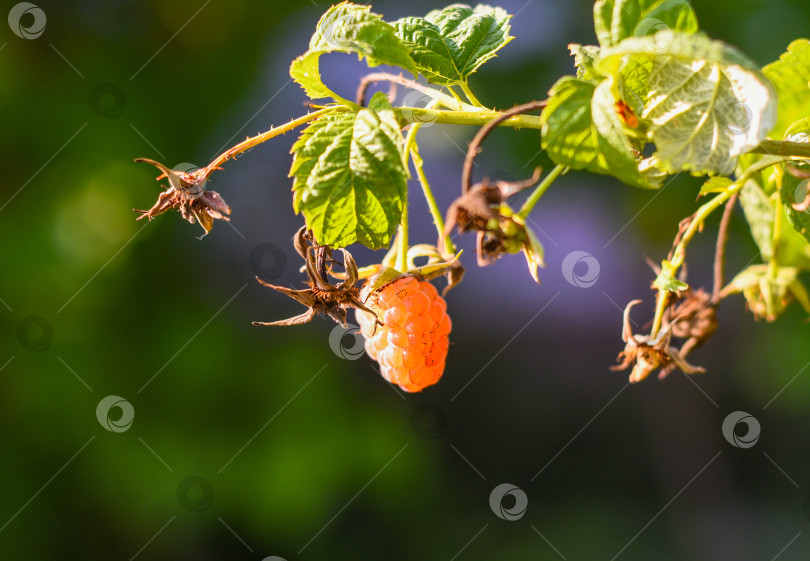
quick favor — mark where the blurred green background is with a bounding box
[2,0,810,559]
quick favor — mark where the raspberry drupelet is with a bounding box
[355,276,452,392]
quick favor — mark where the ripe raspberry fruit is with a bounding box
[355,276,451,392]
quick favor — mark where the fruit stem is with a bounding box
[649,156,791,338]
[517,164,566,220]
[412,143,455,255]
[397,197,409,272]
[403,99,456,255]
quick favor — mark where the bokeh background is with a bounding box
[2,0,810,559]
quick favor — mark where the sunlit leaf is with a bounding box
[597,31,777,176]
[763,39,810,139]
[593,0,698,49]
[290,93,408,249]
[393,4,513,85]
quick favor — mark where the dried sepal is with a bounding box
[134,158,231,238]
[444,169,545,283]
[253,227,381,327]
[611,300,705,383]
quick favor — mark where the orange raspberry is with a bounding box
[356,276,452,392]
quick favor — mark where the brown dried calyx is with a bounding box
[611,300,706,383]
[134,158,230,237]
[253,227,379,327]
[443,169,546,282]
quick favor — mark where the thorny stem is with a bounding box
[203,107,341,177]
[517,164,566,220]
[461,100,547,194]
[650,156,792,338]
[712,191,739,305]
[198,103,810,191]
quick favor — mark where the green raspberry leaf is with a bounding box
[593,0,698,49]
[569,44,602,83]
[698,176,733,197]
[540,77,603,171]
[291,2,416,103]
[763,39,810,139]
[780,118,810,247]
[290,93,408,250]
[289,51,336,103]
[597,31,777,176]
[540,76,663,189]
[591,79,664,188]
[739,179,778,261]
[309,2,416,72]
[393,4,513,85]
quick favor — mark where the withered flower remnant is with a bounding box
[134,158,231,237]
